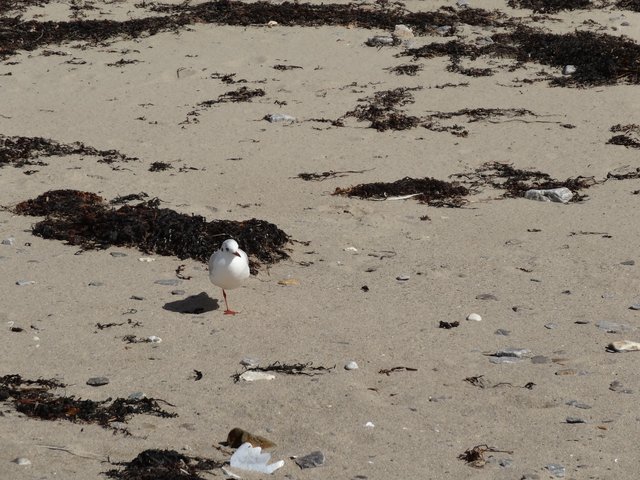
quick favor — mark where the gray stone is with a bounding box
[155,279,181,286]
[544,323,558,329]
[171,289,186,295]
[476,293,498,301]
[546,463,566,477]
[566,400,592,409]
[396,275,410,281]
[128,391,147,400]
[565,416,586,424]
[531,355,550,364]
[629,304,640,310]
[495,328,510,336]
[2,237,15,246]
[87,377,109,386]
[596,320,633,333]
[88,281,104,287]
[294,451,325,469]
[621,260,635,265]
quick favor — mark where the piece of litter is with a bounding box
[277,278,299,286]
[524,187,573,203]
[345,361,359,370]
[294,451,325,469]
[14,457,31,466]
[466,313,482,322]
[364,421,375,428]
[240,371,276,382]
[229,442,284,474]
[608,340,640,352]
[138,257,155,262]
[146,335,162,343]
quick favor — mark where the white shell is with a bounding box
[609,340,640,352]
[466,313,482,322]
[345,361,359,370]
[146,335,162,343]
[240,371,276,382]
[14,458,31,466]
[364,421,375,428]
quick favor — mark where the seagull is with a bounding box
[209,238,250,315]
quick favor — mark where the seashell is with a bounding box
[466,313,482,322]
[608,340,640,352]
[345,361,359,370]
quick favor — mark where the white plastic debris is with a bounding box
[563,65,577,75]
[14,457,31,466]
[240,371,276,382]
[146,335,162,343]
[364,421,375,428]
[345,361,359,370]
[344,246,358,252]
[609,340,640,352]
[138,257,155,262]
[264,113,296,123]
[524,187,573,203]
[229,442,284,474]
[16,280,35,286]
[466,313,482,322]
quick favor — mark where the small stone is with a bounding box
[596,320,633,333]
[294,451,325,469]
[565,416,586,424]
[566,400,592,409]
[2,237,15,246]
[88,281,104,287]
[345,361,359,370]
[240,371,275,382]
[494,348,530,358]
[364,421,375,428]
[87,376,109,386]
[171,289,186,295]
[475,293,498,301]
[128,391,147,400]
[396,275,410,281]
[544,323,558,329]
[16,280,35,286]
[555,369,577,376]
[531,355,550,364]
[240,357,259,368]
[110,252,127,257]
[264,113,296,123]
[562,65,577,75]
[146,335,162,343]
[155,279,181,286]
[546,463,566,477]
[621,260,635,265]
[495,328,510,336]
[466,313,482,322]
[14,457,31,466]
[629,304,640,310]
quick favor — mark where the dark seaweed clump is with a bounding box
[13,190,290,270]
[334,177,469,207]
[0,374,176,433]
[0,135,137,168]
[105,449,223,480]
[344,87,422,131]
[607,124,640,149]
[507,0,592,13]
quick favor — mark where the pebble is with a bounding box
[240,371,275,382]
[525,187,573,203]
[475,293,497,301]
[565,416,586,424]
[364,421,375,428]
[531,355,550,364]
[495,328,510,336]
[16,280,35,286]
[155,279,181,286]
[128,391,147,400]
[621,260,635,265]
[435,25,452,36]
[110,252,127,257]
[264,113,296,123]
[294,451,325,469]
[13,457,31,466]
[240,357,260,368]
[345,361,359,370]
[88,281,104,287]
[87,376,110,386]
[546,463,566,477]
[146,335,162,343]
[494,348,530,358]
[596,320,633,333]
[2,237,15,246]
[562,65,576,75]
[171,289,186,295]
[396,275,410,281]
[629,304,640,310]
[566,400,592,409]
[466,313,482,322]
[609,380,633,394]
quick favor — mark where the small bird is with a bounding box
[209,238,250,315]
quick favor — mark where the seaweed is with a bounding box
[616,0,640,11]
[343,87,422,131]
[104,449,223,480]
[607,124,640,149]
[13,190,290,270]
[231,361,335,382]
[507,0,592,13]
[385,63,423,76]
[183,87,265,124]
[0,135,137,169]
[0,374,176,434]
[458,444,514,468]
[334,177,470,207]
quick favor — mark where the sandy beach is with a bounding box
[1,0,640,478]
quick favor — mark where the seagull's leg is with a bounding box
[222,289,238,315]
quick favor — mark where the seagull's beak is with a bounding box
[233,251,241,257]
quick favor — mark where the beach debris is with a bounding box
[239,371,276,382]
[458,444,514,468]
[365,35,396,47]
[86,377,110,387]
[379,366,418,375]
[439,320,460,329]
[392,24,415,46]
[545,463,566,478]
[0,374,176,433]
[183,87,265,124]
[565,416,586,424]
[2,237,15,246]
[334,176,469,207]
[230,443,284,475]
[466,313,482,321]
[232,361,335,382]
[508,0,591,13]
[226,428,276,449]
[385,63,423,76]
[0,134,137,169]
[294,451,325,469]
[122,335,162,344]
[495,328,510,336]
[464,375,535,389]
[476,293,498,300]
[364,421,375,428]
[596,320,634,333]
[607,124,640,149]
[16,280,35,286]
[630,304,640,310]
[264,113,296,123]
[566,400,592,409]
[13,457,31,466]
[296,169,371,181]
[609,380,633,394]
[345,361,359,370]
[524,187,574,203]
[607,340,640,352]
[104,449,223,480]
[13,190,290,271]
[396,274,410,281]
[562,65,577,75]
[240,357,260,368]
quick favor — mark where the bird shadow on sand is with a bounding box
[163,292,219,314]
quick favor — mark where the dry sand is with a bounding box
[1,0,640,479]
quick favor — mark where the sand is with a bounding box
[1,0,640,478]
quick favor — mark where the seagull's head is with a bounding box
[221,238,241,257]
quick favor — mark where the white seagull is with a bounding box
[209,238,250,315]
